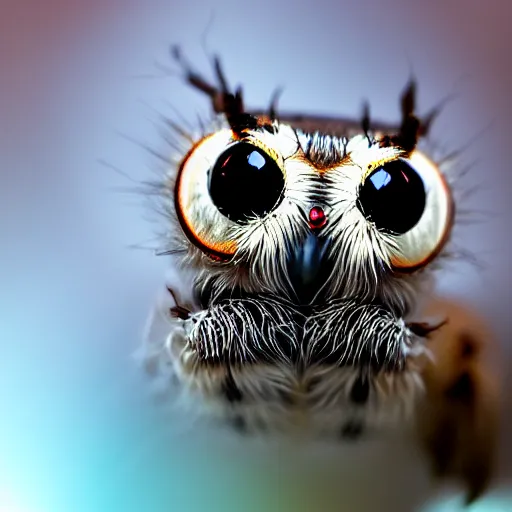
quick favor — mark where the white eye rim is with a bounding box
[175,129,239,259]
[386,150,455,271]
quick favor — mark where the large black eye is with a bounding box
[208,142,285,223]
[357,159,426,235]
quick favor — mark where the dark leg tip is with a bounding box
[350,377,370,405]
[341,421,364,440]
[222,374,244,403]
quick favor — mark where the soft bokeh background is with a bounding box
[1,1,511,511]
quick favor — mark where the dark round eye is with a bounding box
[357,159,426,235]
[208,142,285,223]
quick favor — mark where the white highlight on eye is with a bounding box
[248,150,265,169]
[370,170,391,189]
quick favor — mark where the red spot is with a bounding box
[221,154,232,168]
[309,206,327,229]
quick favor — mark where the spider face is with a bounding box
[175,121,453,311]
[142,49,455,439]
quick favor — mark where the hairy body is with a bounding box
[139,50,500,504]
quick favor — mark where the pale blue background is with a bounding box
[1,1,511,511]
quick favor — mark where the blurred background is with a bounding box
[1,0,511,510]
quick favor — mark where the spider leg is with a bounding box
[417,298,501,504]
[171,46,245,121]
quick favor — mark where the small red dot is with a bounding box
[309,206,327,229]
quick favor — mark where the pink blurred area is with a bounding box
[1,2,92,96]
[0,0,122,144]
[1,2,115,81]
